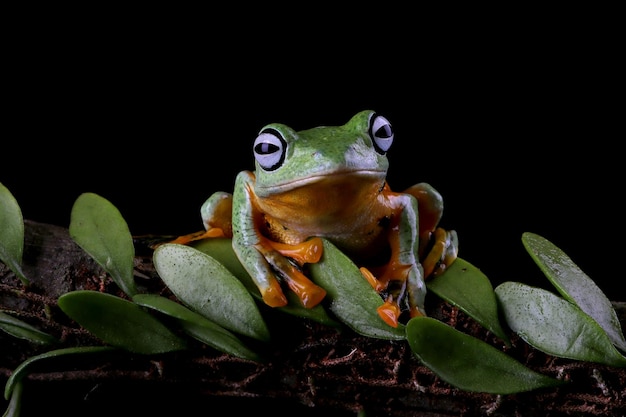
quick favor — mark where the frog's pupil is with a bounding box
[376,125,393,138]
[256,143,278,155]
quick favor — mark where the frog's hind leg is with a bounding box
[421,228,458,277]
[403,183,459,278]
[365,262,426,327]
[169,192,234,245]
[247,236,327,309]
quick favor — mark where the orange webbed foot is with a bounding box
[359,267,386,292]
[421,228,458,278]
[361,264,412,328]
[256,237,327,309]
[260,279,288,308]
[377,298,401,328]
[283,268,327,308]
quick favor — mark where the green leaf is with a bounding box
[0,182,29,286]
[495,282,626,367]
[178,320,262,362]
[4,346,116,400]
[58,290,187,354]
[191,238,258,293]
[2,380,22,417]
[69,192,137,296]
[308,238,406,340]
[522,232,626,352]
[0,311,58,345]
[132,294,262,362]
[406,317,563,394]
[427,257,510,345]
[191,238,341,328]
[153,243,270,342]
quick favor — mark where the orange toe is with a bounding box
[377,301,401,328]
[261,283,288,308]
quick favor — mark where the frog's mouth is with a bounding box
[256,169,386,197]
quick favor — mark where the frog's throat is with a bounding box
[255,169,386,197]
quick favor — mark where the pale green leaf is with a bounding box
[69,192,136,296]
[522,232,626,352]
[495,282,626,367]
[153,243,270,342]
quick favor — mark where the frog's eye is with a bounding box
[369,114,394,154]
[254,128,286,171]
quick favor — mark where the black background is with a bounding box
[1,9,624,416]
[4,24,623,298]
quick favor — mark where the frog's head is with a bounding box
[252,110,393,197]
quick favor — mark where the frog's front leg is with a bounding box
[169,191,234,245]
[361,192,426,327]
[232,171,327,309]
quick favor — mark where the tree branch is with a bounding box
[1,220,625,416]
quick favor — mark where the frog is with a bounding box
[172,110,458,327]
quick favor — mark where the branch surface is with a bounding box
[1,221,625,416]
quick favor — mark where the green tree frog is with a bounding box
[173,110,458,327]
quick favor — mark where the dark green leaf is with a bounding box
[495,282,626,367]
[427,257,510,345]
[0,182,28,286]
[2,380,22,417]
[0,311,58,345]
[4,346,116,400]
[308,238,406,340]
[132,294,262,361]
[522,232,626,352]
[406,317,563,394]
[191,238,341,328]
[178,320,262,362]
[153,243,270,342]
[58,290,187,354]
[69,192,137,296]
